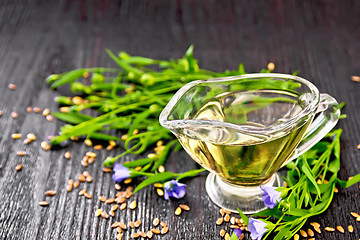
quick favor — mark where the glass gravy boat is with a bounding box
[160,73,340,213]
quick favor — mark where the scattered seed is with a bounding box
[111,222,120,228]
[73,181,79,188]
[325,227,335,232]
[356,216,360,221]
[175,207,182,215]
[33,107,42,113]
[351,212,360,218]
[299,229,307,238]
[109,140,116,146]
[86,176,93,183]
[129,221,135,228]
[98,196,106,202]
[225,233,231,240]
[0,110,2,116]
[100,211,109,219]
[313,225,321,233]
[267,62,275,71]
[307,228,314,237]
[336,225,344,233]
[111,204,119,211]
[39,201,49,206]
[78,174,86,182]
[115,184,121,191]
[84,193,92,199]
[124,178,132,184]
[12,133,22,139]
[223,209,231,214]
[46,115,54,122]
[42,108,50,116]
[106,145,114,151]
[230,216,236,225]
[158,165,165,173]
[15,164,23,171]
[348,225,354,232]
[134,166,142,171]
[95,209,102,217]
[79,189,86,196]
[224,213,230,222]
[220,208,225,216]
[8,83,17,90]
[129,201,137,209]
[154,183,163,188]
[41,141,51,151]
[121,134,128,141]
[351,75,360,82]
[153,218,160,226]
[216,217,224,225]
[23,138,32,144]
[120,203,127,210]
[44,190,56,196]
[64,151,71,159]
[293,234,299,240]
[119,222,127,229]
[147,230,153,238]
[334,187,338,193]
[230,225,239,228]
[103,167,112,173]
[156,188,164,196]
[134,220,141,228]
[179,204,190,211]
[66,184,73,192]
[11,112,18,119]
[16,151,26,156]
[109,210,115,217]
[131,233,140,238]
[27,133,36,141]
[140,231,146,238]
[26,106,33,113]
[151,229,161,234]
[161,227,168,234]
[219,229,226,237]
[106,198,115,204]
[93,144,102,150]
[84,139,92,146]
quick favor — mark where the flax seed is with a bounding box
[12,133,22,139]
[230,216,236,225]
[41,141,51,151]
[66,184,73,192]
[129,201,137,209]
[220,208,225,216]
[64,151,71,159]
[84,139,92,146]
[230,225,240,228]
[98,196,106,202]
[154,183,163,188]
[293,234,299,240]
[100,211,109,219]
[81,160,87,168]
[299,229,307,237]
[86,152,97,158]
[307,228,314,237]
[109,210,115,217]
[134,166,142,171]
[106,145,113,150]
[23,138,31,144]
[147,230,153,238]
[116,197,126,204]
[134,220,141,228]
[124,178,132,184]
[310,222,320,228]
[156,188,164,196]
[121,134,128,141]
[223,209,231,214]
[93,144,102,150]
[44,190,56,196]
[357,144,360,149]
[84,193,92,199]
[351,75,360,82]
[16,151,26,156]
[337,226,345,233]
[42,108,50,116]
[73,181,79,188]
[158,165,165,173]
[33,107,42,113]
[216,217,224,225]
[26,106,33,113]
[225,233,231,240]
[356,216,360,221]
[11,112,18,119]
[140,231,146,238]
[79,189,86,196]
[267,62,275,71]
[120,203,127,210]
[119,222,126,229]
[129,221,135,228]
[88,157,95,164]
[131,233,140,238]
[15,164,22,171]
[78,174,86,182]
[348,225,354,232]
[334,187,339,193]
[59,106,70,113]
[151,229,161,234]
[161,227,168,234]
[111,222,120,228]
[175,207,182,215]
[114,184,121,191]
[224,214,230,222]
[39,201,49,206]
[26,133,36,141]
[46,115,54,122]
[351,212,360,218]
[325,227,335,232]
[111,204,119,211]
[160,221,166,228]
[86,176,92,183]
[103,167,112,173]
[106,198,115,204]
[153,218,160,226]
[219,229,226,237]
[179,204,190,211]
[95,209,102,217]
[8,83,16,90]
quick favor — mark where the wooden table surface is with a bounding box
[0,1,360,239]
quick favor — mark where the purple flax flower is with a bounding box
[233,228,242,238]
[260,185,282,209]
[248,218,268,240]
[164,180,186,200]
[112,163,131,182]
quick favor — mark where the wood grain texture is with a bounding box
[0,0,359,239]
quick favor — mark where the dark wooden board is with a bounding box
[0,0,359,239]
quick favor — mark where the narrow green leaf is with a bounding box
[52,112,94,124]
[337,173,360,188]
[237,208,249,225]
[50,69,85,89]
[176,168,206,181]
[301,162,321,197]
[133,172,175,194]
[122,158,154,168]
